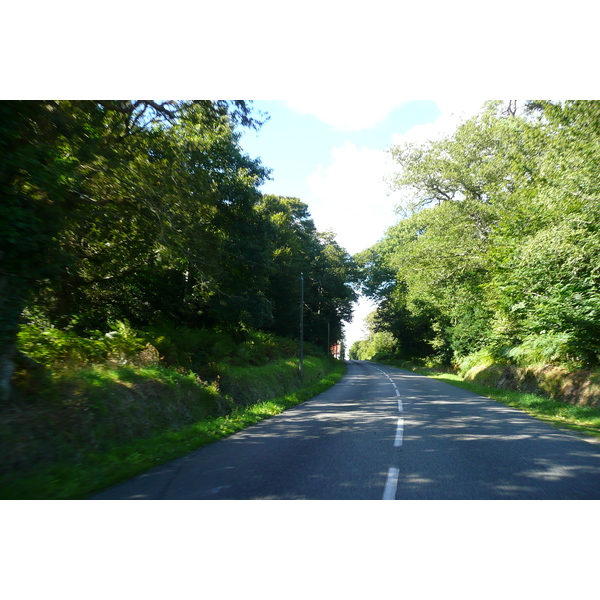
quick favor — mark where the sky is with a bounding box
[237,99,486,354]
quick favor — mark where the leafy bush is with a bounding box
[457,347,498,376]
[144,325,303,371]
[18,323,105,366]
[18,318,146,368]
[103,321,147,363]
[505,332,575,368]
[17,318,312,401]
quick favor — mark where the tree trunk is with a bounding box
[0,275,28,402]
[0,342,16,402]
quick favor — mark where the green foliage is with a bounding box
[349,331,398,361]
[142,324,308,374]
[0,362,223,483]
[257,195,357,349]
[1,101,355,399]
[356,100,600,371]
[456,347,500,375]
[0,356,345,499]
[371,331,397,356]
[18,322,105,366]
[17,316,310,377]
[17,317,146,368]
[505,332,577,368]
[219,356,327,406]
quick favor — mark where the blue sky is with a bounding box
[241,100,440,206]
[240,100,444,254]
[237,99,484,350]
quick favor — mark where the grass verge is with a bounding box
[379,360,600,442]
[0,359,346,499]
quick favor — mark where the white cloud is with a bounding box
[391,99,486,146]
[306,140,401,255]
[304,141,402,351]
[304,101,488,255]
[285,99,406,132]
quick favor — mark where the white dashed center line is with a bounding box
[382,467,400,500]
[394,418,404,447]
[375,366,405,500]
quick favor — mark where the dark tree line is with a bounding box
[0,101,357,398]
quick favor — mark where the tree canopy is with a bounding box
[0,100,356,399]
[355,101,600,369]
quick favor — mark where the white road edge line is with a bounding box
[382,467,400,500]
[394,418,404,447]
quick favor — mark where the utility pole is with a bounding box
[299,272,304,381]
[327,321,330,359]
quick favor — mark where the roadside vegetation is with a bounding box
[351,101,600,417]
[0,100,355,499]
[1,323,345,499]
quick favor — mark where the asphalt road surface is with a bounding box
[92,360,600,500]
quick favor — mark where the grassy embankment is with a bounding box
[374,358,600,442]
[0,324,346,499]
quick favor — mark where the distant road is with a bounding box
[92,361,600,499]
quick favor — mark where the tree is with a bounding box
[257,195,358,350]
[355,102,539,364]
[0,100,269,399]
[486,101,600,366]
[357,100,600,369]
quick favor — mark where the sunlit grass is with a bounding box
[0,359,346,499]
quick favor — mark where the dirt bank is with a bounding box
[463,363,600,406]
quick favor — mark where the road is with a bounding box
[92,360,600,499]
